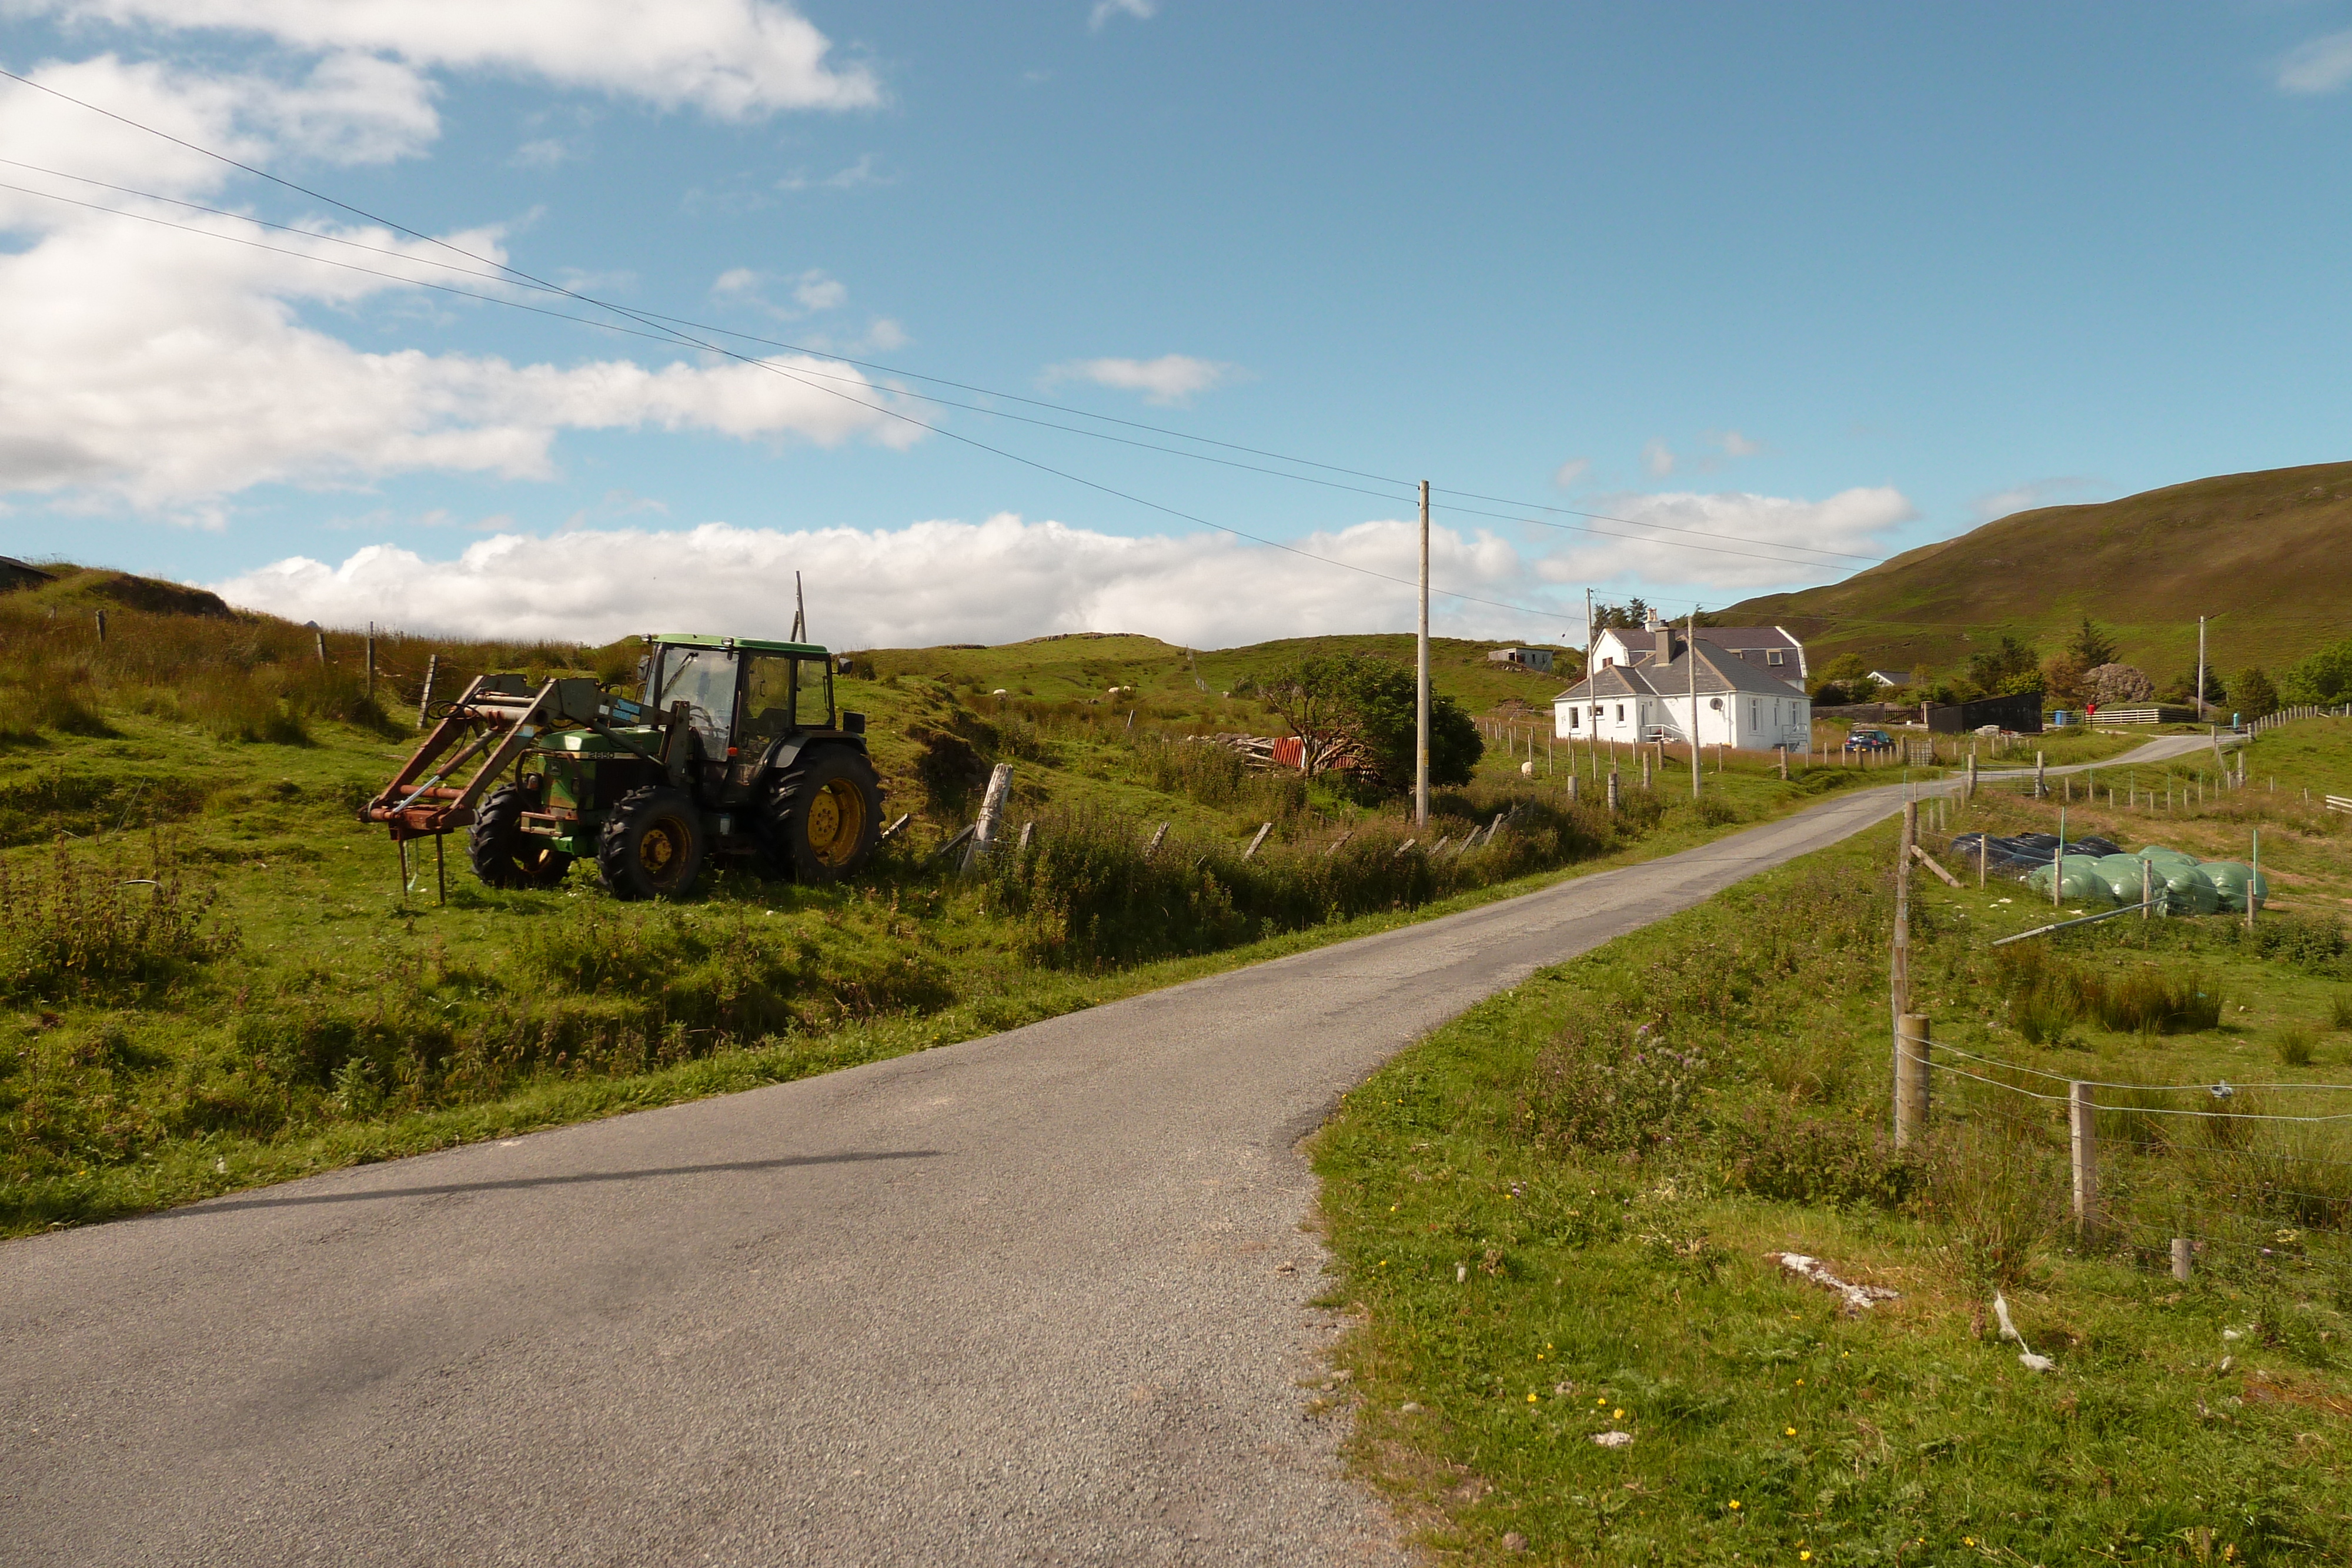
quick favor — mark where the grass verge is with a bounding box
[1312,729,2352,1564]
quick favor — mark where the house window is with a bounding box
[1708,697,1723,711]
[1615,704,1625,721]
[1601,657,1614,668]
[1568,708,1581,730]
[1752,700,1761,726]
[1767,649,1785,667]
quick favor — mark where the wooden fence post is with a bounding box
[1243,821,1274,861]
[93,609,107,643]
[1605,769,1619,813]
[1895,1014,1930,1147]
[417,653,439,729]
[315,627,328,666]
[365,623,376,698]
[2070,1081,2097,1233]
[1891,802,1915,1084]
[2171,1236,2192,1282]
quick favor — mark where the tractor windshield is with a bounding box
[652,646,738,756]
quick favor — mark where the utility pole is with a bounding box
[1687,606,1701,799]
[2195,614,2207,723]
[1415,479,1430,829]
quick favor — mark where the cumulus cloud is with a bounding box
[1970,476,2095,523]
[1044,354,1243,406]
[211,513,1562,648]
[19,0,880,118]
[1552,457,1591,489]
[2280,29,2352,94]
[1529,487,1915,592]
[1640,439,1676,478]
[1089,0,1157,32]
[0,57,911,517]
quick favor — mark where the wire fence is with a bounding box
[1885,750,2352,1293]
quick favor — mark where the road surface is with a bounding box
[1,735,2216,1566]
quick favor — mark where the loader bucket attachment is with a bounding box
[361,675,569,842]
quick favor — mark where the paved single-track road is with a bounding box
[2,736,2215,1566]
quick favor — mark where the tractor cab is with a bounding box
[640,634,866,799]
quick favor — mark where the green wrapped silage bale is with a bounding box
[2155,861,2221,916]
[2093,854,2157,904]
[2026,855,2120,907]
[2138,845,2199,870]
[2198,860,2269,914]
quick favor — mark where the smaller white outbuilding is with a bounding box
[1554,624,1812,751]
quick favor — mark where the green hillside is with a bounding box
[1722,460,2352,685]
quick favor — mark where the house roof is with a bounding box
[1599,626,1799,656]
[1555,643,1811,704]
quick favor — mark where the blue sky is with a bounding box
[4,2,2351,648]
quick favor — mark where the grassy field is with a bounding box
[1723,459,2352,681]
[1312,716,2352,1564]
[0,577,1883,1236]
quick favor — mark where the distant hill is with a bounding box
[1720,461,2352,684]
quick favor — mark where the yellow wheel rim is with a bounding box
[807,779,866,868]
[638,818,685,884]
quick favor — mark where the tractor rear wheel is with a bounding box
[597,786,706,900]
[764,747,882,882]
[469,782,573,889]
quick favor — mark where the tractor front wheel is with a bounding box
[469,782,574,890]
[764,748,882,882]
[597,786,706,900]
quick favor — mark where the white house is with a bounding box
[1586,613,1808,692]
[1555,622,1812,752]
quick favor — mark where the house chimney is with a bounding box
[1655,626,1676,665]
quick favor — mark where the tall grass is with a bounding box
[0,834,235,1000]
[1996,944,2222,1041]
[976,789,1619,966]
[0,580,613,744]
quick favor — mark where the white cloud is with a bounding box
[1552,457,1590,489]
[1530,487,1915,593]
[20,0,880,118]
[2280,29,2352,94]
[211,513,1566,647]
[0,68,914,513]
[1706,429,1762,458]
[1969,476,2094,524]
[1089,0,1157,32]
[1641,439,1676,478]
[1044,353,1242,406]
[508,136,574,169]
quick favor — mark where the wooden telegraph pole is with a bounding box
[1687,606,1701,800]
[1415,480,1430,830]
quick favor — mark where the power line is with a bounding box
[0,63,1866,596]
[4,162,1871,581]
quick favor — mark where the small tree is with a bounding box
[2066,616,2120,670]
[2040,652,2090,707]
[1964,634,2040,697]
[2281,639,2352,704]
[1331,660,1482,788]
[1259,655,1354,774]
[2231,667,2280,720]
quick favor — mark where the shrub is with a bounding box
[1996,946,2221,1038]
[1720,1109,1923,1209]
[1921,1123,2067,1289]
[2241,915,2350,977]
[2277,1027,2317,1068]
[1524,1022,1706,1155]
[2331,991,2352,1031]
[0,835,235,1001]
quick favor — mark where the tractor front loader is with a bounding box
[361,636,883,900]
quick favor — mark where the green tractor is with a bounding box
[363,634,884,899]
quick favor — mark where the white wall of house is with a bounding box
[1554,688,1812,750]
